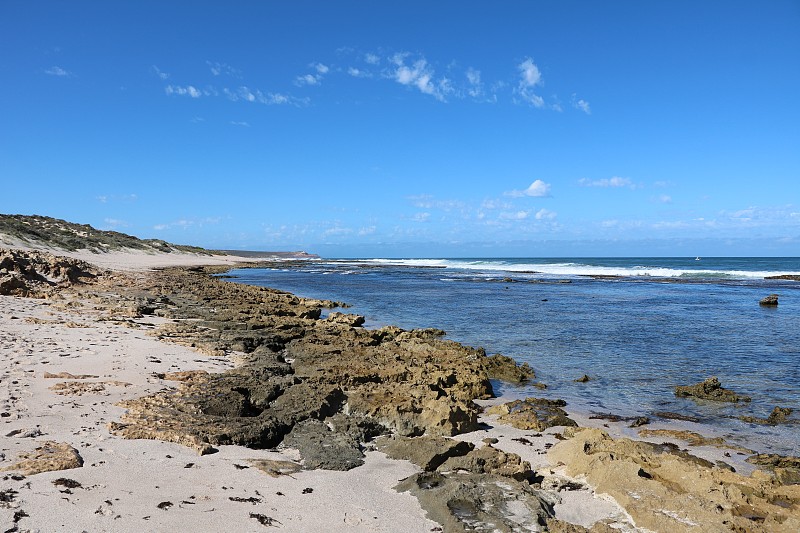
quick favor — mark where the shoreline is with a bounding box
[2,247,799,531]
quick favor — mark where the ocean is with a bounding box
[226,257,800,456]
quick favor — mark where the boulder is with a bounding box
[2,441,83,475]
[486,398,577,431]
[740,406,793,425]
[674,376,751,402]
[759,294,779,306]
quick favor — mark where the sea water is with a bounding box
[227,257,800,456]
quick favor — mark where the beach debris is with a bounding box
[574,374,591,383]
[759,293,779,306]
[248,459,302,478]
[52,478,82,489]
[740,406,794,425]
[549,427,800,532]
[629,416,650,428]
[43,372,99,379]
[674,376,751,403]
[249,513,281,527]
[157,501,173,510]
[2,441,83,475]
[486,398,578,431]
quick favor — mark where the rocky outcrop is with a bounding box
[759,294,780,306]
[95,267,525,467]
[486,398,578,431]
[381,435,554,530]
[740,406,794,425]
[549,428,800,532]
[2,441,83,475]
[0,248,99,296]
[747,454,800,485]
[482,353,536,384]
[674,376,751,402]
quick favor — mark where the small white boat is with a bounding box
[695,257,701,261]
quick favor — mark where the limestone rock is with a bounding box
[549,428,800,532]
[674,376,751,402]
[2,441,83,475]
[486,398,578,431]
[438,444,534,482]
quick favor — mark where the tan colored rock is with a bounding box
[2,441,83,475]
[674,376,751,402]
[49,380,131,395]
[486,397,577,431]
[248,459,303,478]
[549,428,800,532]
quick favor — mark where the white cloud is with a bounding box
[535,208,557,220]
[207,61,240,77]
[313,63,329,74]
[657,194,672,204]
[151,65,169,80]
[295,73,321,86]
[507,179,552,198]
[412,212,431,222]
[229,121,250,127]
[358,226,377,236]
[579,176,633,188]
[45,66,70,77]
[481,199,512,210]
[516,58,544,108]
[574,98,591,114]
[103,218,128,229]
[347,67,371,78]
[391,54,445,101]
[165,85,201,98]
[499,210,530,220]
[466,67,483,98]
[364,53,380,65]
[223,87,296,105]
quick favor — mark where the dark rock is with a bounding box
[674,377,751,403]
[629,417,650,428]
[746,453,800,485]
[740,406,793,425]
[759,294,779,306]
[395,471,554,532]
[378,435,474,471]
[653,411,701,423]
[574,374,591,383]
[482,354,535,384]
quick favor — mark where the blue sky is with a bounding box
[2,1,799,257]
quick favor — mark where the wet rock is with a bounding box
[674,376,751,403]
[765,275,800,281]
[628,416,649,428]
[395,471,555,532]
[2,441,83,475]
[759,293,779,306]
[486,398,577,431]
[637,429,753,454]
[550,428,800,532]
[482,354,536,384]
[653,411,700,423]
[740,406,794,425]
[574,374,591,383]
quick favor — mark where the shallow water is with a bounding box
[227,257,800,456]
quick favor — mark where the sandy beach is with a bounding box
[2,246,798,532]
